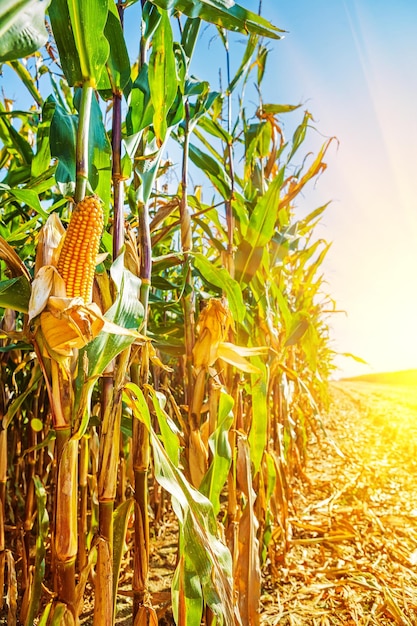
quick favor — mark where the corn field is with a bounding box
[0,1,336,624]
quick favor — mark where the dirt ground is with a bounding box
[260,381,417,625]
[82,381,417,625]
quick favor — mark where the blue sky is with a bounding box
[254,0,417,377]
[2,0,417,377]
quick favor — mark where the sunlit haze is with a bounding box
[262,0,417,378]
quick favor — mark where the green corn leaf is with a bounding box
[235,168,284,285]
[49,95,77,186]
[7,59,43,106]
[0,276,31,313]
[126,63,154,136]
[172,551,203,625]
[47,603,67,625]
[148,9,178,145]
[257,45,268,86]
[181,16,201,60]
[269,281,292,332]
[31,99,55,178]
[0,100,33,165]
[193,252,246,323]
[50,0,109,86]
[37,601,53,626]
[185,81,222,131]
[148,387,180,466]
[148,0,283,39]
[228,33,258,93]
[97,0,131,97]
[196,115,231,144]
[0,341,32,353]
[248,358,268,475]
[130,132,170,204]
[124,381,236,625]
[49,91,111,204]
[48,0,81,86]
[287,110,313,163]
[8,188,48,219]
[86,253,144,380]
[189,143,232,199]
[200,391,233,514]
[141,0,162,48]
[260,103,301,115]
[0,0,52,62]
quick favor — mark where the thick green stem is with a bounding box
[75,82,93,203]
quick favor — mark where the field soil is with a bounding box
[260,381,417,625]
[82,380,417,625]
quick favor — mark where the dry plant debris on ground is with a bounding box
[78,381,417,625]
[261,382,417,625]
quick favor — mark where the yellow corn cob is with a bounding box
[56,196,104,303]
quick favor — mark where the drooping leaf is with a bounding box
[188,143,232,199]
[227,33,258,93]
[217,342,263,373]
[0,0,52,62]
[260,103,301,115]
[180,16,201,60]
[200,391,234,514]
[7,59,43,106]
[0,234,31,279]
[8,188,48,219]
[124,382,237,625]
[148,0,283,39]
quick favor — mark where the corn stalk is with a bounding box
[0,2,337,625]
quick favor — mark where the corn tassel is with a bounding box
[56,196,104,303]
